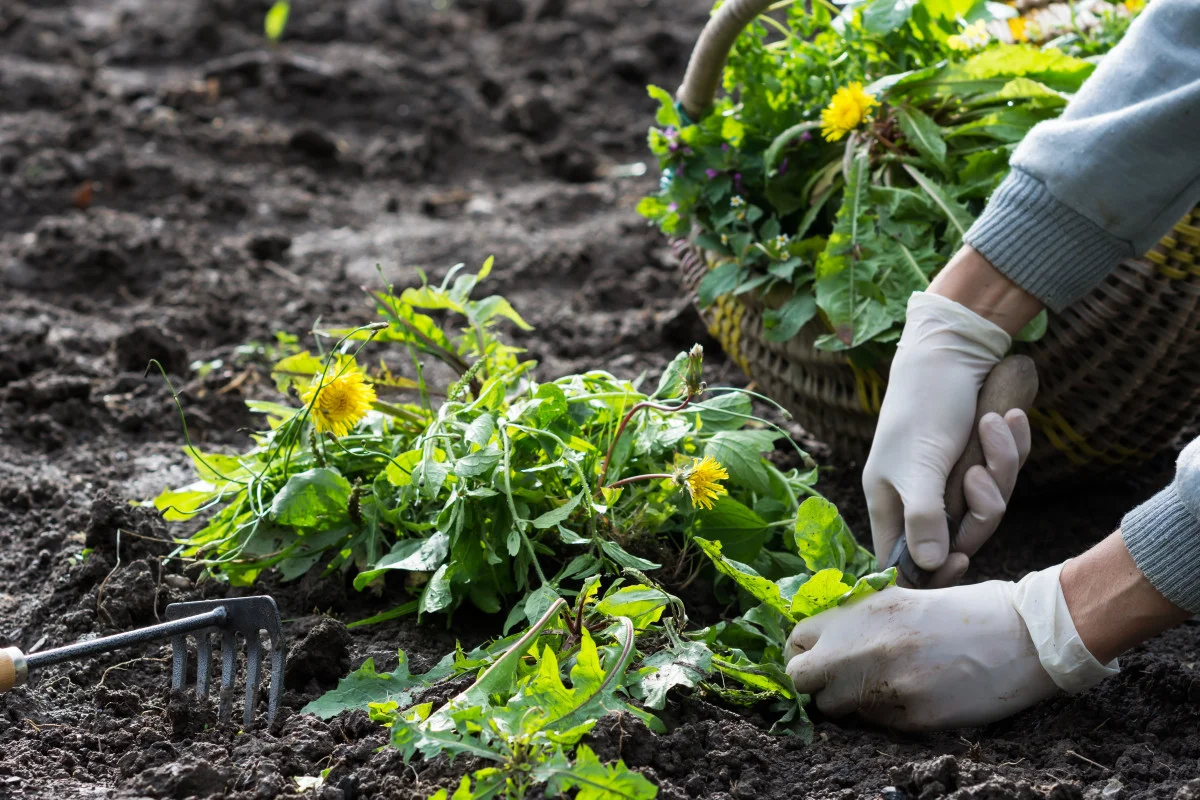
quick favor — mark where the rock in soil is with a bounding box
[285,617,353,690]
[111,325,189,375]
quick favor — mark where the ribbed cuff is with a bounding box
[964,169,1135,312]
[1122,484,1200,616]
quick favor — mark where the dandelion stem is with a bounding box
[603,473,672,490]
[597,394,692,489]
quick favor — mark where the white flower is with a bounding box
[730,195,745,208]
[774,234,790,250]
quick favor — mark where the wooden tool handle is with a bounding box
[0,647,28,693]
[890,355,1039,588]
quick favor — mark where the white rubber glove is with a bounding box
[864,292,1022,587]
[784,564,1119,731]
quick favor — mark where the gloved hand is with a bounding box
[784,564,1119,731]
[864,292,1029,587]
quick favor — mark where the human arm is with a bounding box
[865,0,1200,581]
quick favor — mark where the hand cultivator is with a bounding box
[0,596,285,727]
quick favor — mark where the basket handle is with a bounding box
[676,0,783,120]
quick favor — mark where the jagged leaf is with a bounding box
[636,640,713,710]
[693,537,793,621]
[536,744,658,800]
[301,651,455,720]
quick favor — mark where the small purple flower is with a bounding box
[664,127,678,139]
[778,157,789,176]
[705,168,719,180]
[668,141,681,152]
[667,202,678,211]
[721,143,730,152]
[683,147,694,156]
[800,130,813,142]
[733,172,743,191]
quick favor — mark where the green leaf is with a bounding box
[465,413,495,447]
[693,537,793,621]
[494,619,637,738]
[599,540,661,571]
[419,564,455,615]
[946,107,1042,143]
[696,262,741,308]
[352,533,450,590]
[385,449,423,486]
[901,164,975,247]
[1014,309,1048,342]
[691,391,752,432]
[970,77,1067,108]
[860,0,916,34]
[894,105,947,168]
[653,351,689,400]
[264,1,290,41]
[183,448,250,485]
[595,586,671,630]
[636,640,713,710]
[535,384,569,426]
[524,585,561,628]
[710,651,790,695]
[935,44,1094,94]
[790,567,897,618]
[152,484,221,522]
[271,468,352,528]
[703,430,779,495]
[791,497,871,575]
[647,85,681,128]
[789,569,854,617]
[814,154,874,347]
[764,122,821,173]
[763,294,817,343]
[690,496,768,562]
[454,446,501,479]
[472,295,534,330]
[531,492,584,529]
[537,744,658,800]
[301,651,454,719]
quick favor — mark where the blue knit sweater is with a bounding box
[962,0,1200,613]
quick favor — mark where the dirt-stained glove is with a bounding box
[864,292,1021,587]
[783,564,1119,731]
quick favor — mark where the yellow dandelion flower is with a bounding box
[1123,0,1145,12]
[301,359,377,437]
[1007,16,1028,42]
[680,455,729,511]
[819,82,879,143]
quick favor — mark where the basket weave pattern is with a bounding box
[675,207,1200,483]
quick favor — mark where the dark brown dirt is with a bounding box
[1,1,1197,799]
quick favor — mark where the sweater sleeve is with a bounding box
[963,0,1200,312]
[1122,438,1200,615]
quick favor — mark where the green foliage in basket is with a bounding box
[640,0,1140,364]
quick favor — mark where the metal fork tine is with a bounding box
[243,637,263,729]
[165,597,285,727]
[218,629,237,722]
[170,635,187,693]
[268,641,285,725]
[195,632,213,700]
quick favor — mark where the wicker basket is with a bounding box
[671,0,1200,484]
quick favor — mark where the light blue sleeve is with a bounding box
[964,0,1200,312]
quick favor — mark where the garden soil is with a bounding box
[2,1,1199,798]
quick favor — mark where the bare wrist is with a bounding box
[1059,532,1190,664]
[928,246,1045,337]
